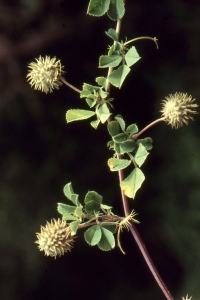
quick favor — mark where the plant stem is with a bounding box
[60,76,81,94]
[124,36,158,49]
[133,117,166,140]
[107,15,174,300]
[128,224,174,300]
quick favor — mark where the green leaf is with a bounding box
[62,214,79,221]
[96,77,107,89]
[115,115,125,131]
[66,109,95,122]
[105,28,118,41]
[136,137,153,151]
[86,97,97,108]
[134,143,149,167]
[80,83,99,98]
[84,225,102,246]
[113,132,127,143]
[98,227,115,251]
[101,222,117,233]
[90,119,100,129]
[108,65,130,88]
[120,168,145,199]
[96,103,111,123]
[99,55,122,68]
[108,157,131,171]
[107,121,120,137]
[99,89,108,99]
[114,142,122,154]
[108,42,122,56]
[70,220,80,235]
[87,0,110,17]
[57,203,76,215]
[126,124,138,134]
[125,46,141,67]
[84,191,102,214]
[107,0,125,20]
[119,140,136,153]
[63,182,74,199]
[101,204,113,210]
[74,206,83,218]
[71,194,79,206]
[100,204,113,214]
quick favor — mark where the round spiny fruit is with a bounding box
[35,218,75,259]
[161,92,198,129]
[27,55,65,93]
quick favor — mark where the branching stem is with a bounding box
[133,117,166,139]
[60,76,81,94]
[106,16,174,300]
[124,36,158,49]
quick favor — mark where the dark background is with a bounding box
[1,0,200,299]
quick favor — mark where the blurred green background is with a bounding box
[0,0,200,299]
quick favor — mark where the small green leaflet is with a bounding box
[96,103,111,123]
[57,203,76,215]
[66,109,95,122]
[105,28,118,41]
[84,191,102,214]
[125,46,141,67]
[119,140,136,154]
[97,227,115,251]
[108,65,130,88]
[63,182,74,200]
[87,0,110,17]
[108,157,131,171]
[107,120,120,137]
[126,124,138,135]
[95,77,107,89]
[120,168,145,199]
[107,0,125,21]
[115,115,125,131]
[84,225,102,246]
[90,119,100,129]
[70,220,80,236]
[99,55,122,68]
[134,143,149,167]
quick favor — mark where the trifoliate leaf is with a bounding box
[120,168,145,199]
